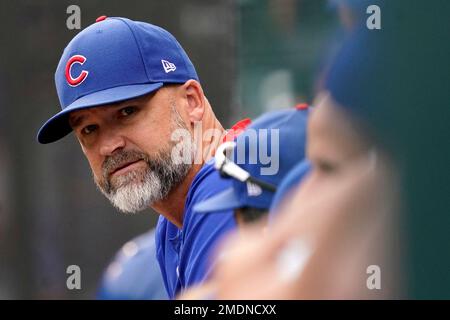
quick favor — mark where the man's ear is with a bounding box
[182,80,205,123]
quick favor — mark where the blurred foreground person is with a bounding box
[195,1,450,299]
[209,91,403,299]
[183,0,450,300]
[194,21,408,299]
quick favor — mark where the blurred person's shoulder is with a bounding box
[98,229,167,300]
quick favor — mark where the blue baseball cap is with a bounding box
[37,16,198,144]
[269,159,311,217]
[194,106,310,214]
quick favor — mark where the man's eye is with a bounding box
[81,124,98,135]
[119,106,136,117]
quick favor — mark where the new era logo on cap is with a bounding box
[247,182,263,197]
[161,59,176,73]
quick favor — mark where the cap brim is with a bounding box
[37,82,164,144]
[193,188,241,214]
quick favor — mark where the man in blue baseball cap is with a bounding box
[37,16,238,299]
[194,105,310,226]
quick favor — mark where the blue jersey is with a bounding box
[155,160,237,299]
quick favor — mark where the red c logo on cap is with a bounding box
[65,55,89,87]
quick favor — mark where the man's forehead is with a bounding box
[69,105,111,127]
[68,94,153,125]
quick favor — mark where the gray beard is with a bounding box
[96,149,191,214]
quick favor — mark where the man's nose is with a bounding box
[99,131,126,156]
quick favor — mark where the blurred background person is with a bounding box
[96,228,167,300]
[194,106,310,227]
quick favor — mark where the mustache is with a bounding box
[102,149,150,179]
